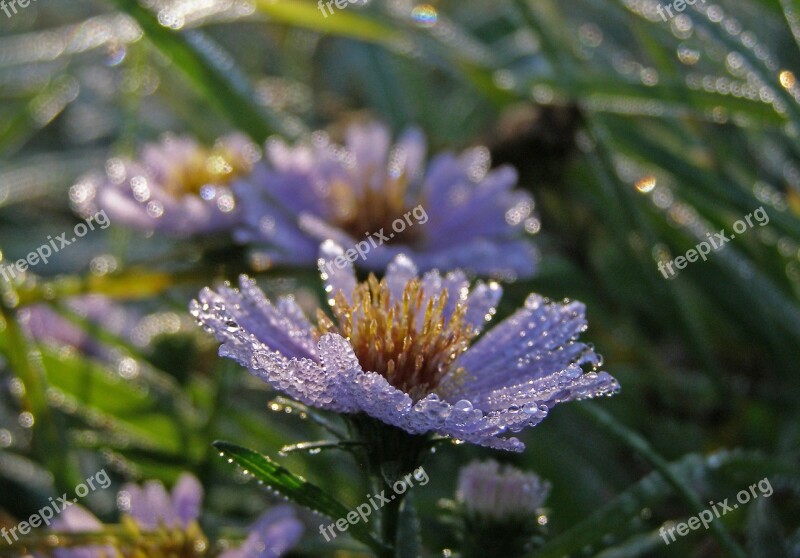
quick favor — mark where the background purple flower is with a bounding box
[116,472,203,529]
[191,242,618,452]
[43,474,301,557]
[18,295,139,361]
[219,506,304,558]
[233,122,539,278]
[50,506,114,558]
[457,459,550,520]
[71,134,259,237]
[46,473,202,558]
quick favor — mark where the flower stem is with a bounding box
[381,486,403,549]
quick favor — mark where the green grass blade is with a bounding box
[109,0,299,142]
[213,441,388,555]
[573,402,747,558]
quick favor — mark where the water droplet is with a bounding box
[411,4,438,27]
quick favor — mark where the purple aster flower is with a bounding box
[116,472,203,529]
[44,474,302,558]
[46,473,205,558]
[454,460,550,558]
[70,134,260,236]
[219,506,304,558]
[190,242,618,452]
[50,506,115,558]
[457,460,550,520]
[18,295,139,361]
[233,122,539,278]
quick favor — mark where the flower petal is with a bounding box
[171,473,203,527]
[191,276,317,360]
[52,506,112,558]
[451,294,598,399]
[318,240,358,303]
[385,253,419,301]
[219,505,304,558]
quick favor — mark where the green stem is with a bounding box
[347,416,428,556]
[0,297,79,491]
[370,474,403,557]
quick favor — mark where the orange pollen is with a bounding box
[315,275,477,402]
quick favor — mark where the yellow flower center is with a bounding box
[327,167,422,243]
[34,518,209,558]
[164,145,252,198]
[316,276,476,401]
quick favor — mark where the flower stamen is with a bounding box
[327,168,421,243]
[316,276,476,401]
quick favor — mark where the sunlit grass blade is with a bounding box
[110,0,299,142]
[254,0,405,46]
[0,76,79,155]
[571,403,747,558]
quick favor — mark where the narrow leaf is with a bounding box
[213,441,388,555]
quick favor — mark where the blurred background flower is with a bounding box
[456,459,550,521]
[451,459,550,558]
[39,473,303,558]
[18,295,139,362]
[71,134,260,237]
[234,121,540,278]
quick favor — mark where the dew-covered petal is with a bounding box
[191,276,317,360]
[247,335,355,412]
[463,280,503,333]
[477,365,619,412]
[385,253,419,301]
[318,240,358,303]
[451,294,598,398]
[314,333,368,413]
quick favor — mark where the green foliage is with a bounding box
[1,0,798,556]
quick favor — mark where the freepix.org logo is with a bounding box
[0,210,110,283]
[1,0,38,19]
[1,469,111,546]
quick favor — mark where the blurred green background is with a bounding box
[1,0,799,556]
